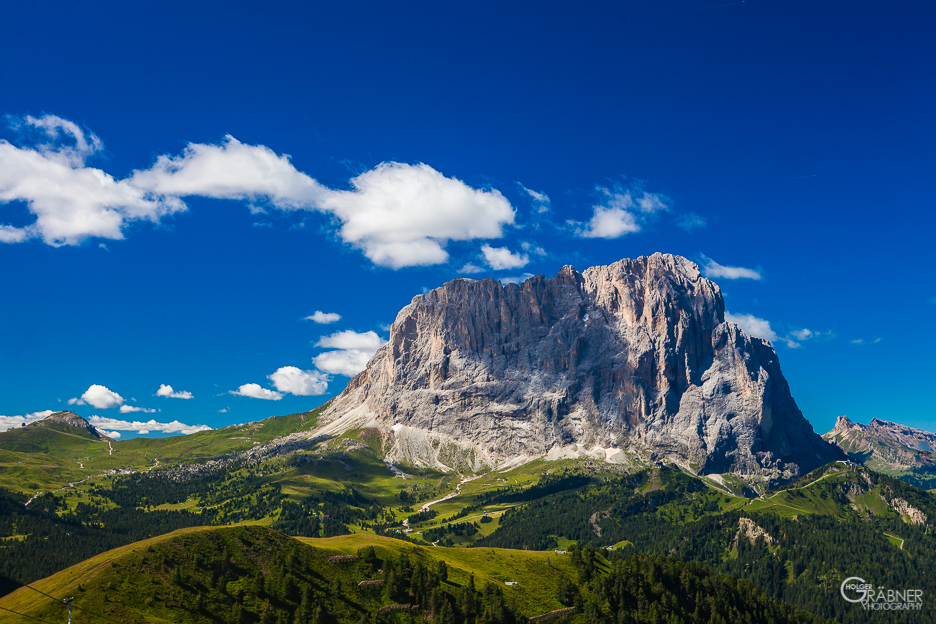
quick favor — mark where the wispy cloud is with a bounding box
[676,212,707,232]
[701,255,762,280]
[575,186,669,239]
[518,182,551,213]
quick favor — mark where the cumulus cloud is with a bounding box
[318,163,515,268]
[88,415,211,435]
[69,384,124,409]
[98,429,121,439]
[313,329,387,377]
[129,136,324,208]
[0,409,54,432]
[576,187,668,239]
[156,384,194,399]
[481,245,529,270]
[725,312,779,343]
[701,255,762,280]
[131,142,515,268]
[230,383,283,400]
[119,405,157,414]
[2,116,516,269]
[0,115,185,246]
[316,330,385,351]
[268,366,329,396]
[305,311,341,324]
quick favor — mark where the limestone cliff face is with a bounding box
[320,253,840,480]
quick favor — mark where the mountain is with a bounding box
[0,411,109,455]
[824,415,936,488]
[319,253,841,482]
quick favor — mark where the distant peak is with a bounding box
[36,411,106,439]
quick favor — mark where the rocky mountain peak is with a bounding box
[319,253,841,482]
[36,411,106,439]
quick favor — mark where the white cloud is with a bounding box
[318,163,515,269]
[518,183,551,212]
[851,337,882,346]
[305,311,341,324]
[457,263,485,274]
[576,187,669,239]
[156,384,194,399]
[790,328,815,341]
[725,312,778,343]
[313,329,387,377]
[230,383,283,400]
[218,407,230,413]
[578,205,639,239]
[0,115,185,246]
[3,117,516,269]
[313,350,374,377]
[520,242,547,256]
[132,143,515,269]
[701,255,762,280]
[268,366,329,396]
[88,415,211,435]
[0,410,54,433]
[119,405,157,414]
[316,329,385,351]
[129,135,325,208]
[98,429,121,439]
[69,384,125,409]
[481,244,529,270]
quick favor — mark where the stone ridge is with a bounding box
[321,252,842,481]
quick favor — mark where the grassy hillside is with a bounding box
[0,525,832,624]
[0,409,323,497]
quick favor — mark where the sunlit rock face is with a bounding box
[321,253,841,481]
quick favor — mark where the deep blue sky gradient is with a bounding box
[1,0,934,436]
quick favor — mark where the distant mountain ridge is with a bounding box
[824,415,936,488]
[319,253,841,482]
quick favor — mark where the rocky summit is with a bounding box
[34,410,107,439]
[824,415,936,488]
[319,253,841,481]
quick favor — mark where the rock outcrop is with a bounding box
[319,253,841,481]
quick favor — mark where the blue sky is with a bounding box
[1,0,934,438]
